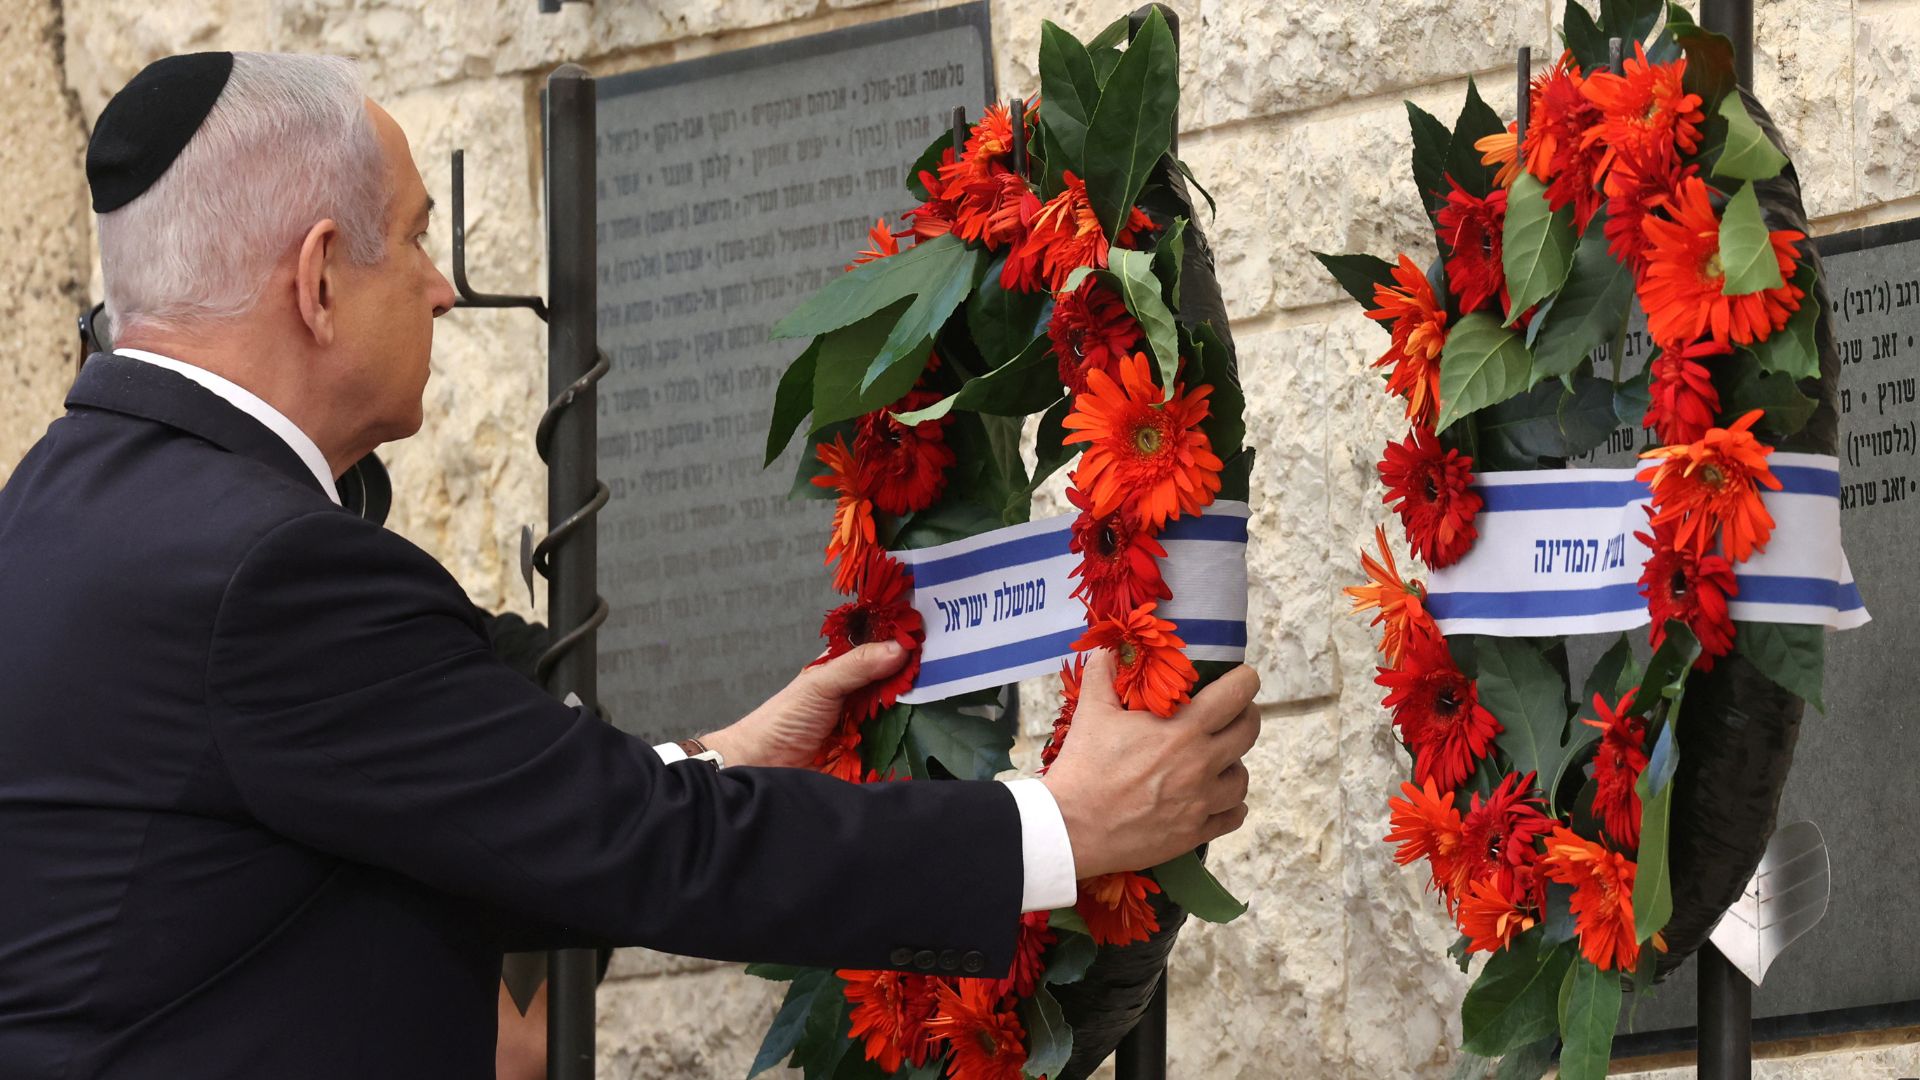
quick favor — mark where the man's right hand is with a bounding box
[1040,650,1262,880]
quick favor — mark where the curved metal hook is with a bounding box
[451,149,549,320]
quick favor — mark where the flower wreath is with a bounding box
[747,9,1251,1079]
[1318,2,1838,1075]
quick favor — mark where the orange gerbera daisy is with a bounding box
[946,99,1030,188]
[814,550,923,721]
[951,167,1042,252]
[992,910,1057,1000]
[1540,827,1641,972]
[1580,43,1705,178]
[1475,121,1522,189]
[926,980,1027,1080]
[1637,409,1782,562]
[812,434,877,593]
[1344,525,1437,667]
[1050,279,1142,395]
[1644,341,1725,447]
[1063,352,1223,530]
[1639,176,1806,349]
[1073,602,1197,717]
[904,147,959,241]
[839,970,939,1071]
[857,389,956,514]
[1366,254,1449,429]
[1385,778,1469,905]
[1459,877,1539,955]
[1523,54,1608,231]
[1376,631,1502,792]
[1040,655,1083,771]
[846,217,902,271]
[1584,689,1651,848]
[1067,485,1172,621]
[811,722,870,783]
[1077,870,1162,947]
[1001,170,1155,292]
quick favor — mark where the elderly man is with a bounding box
[0,52,1261,1078]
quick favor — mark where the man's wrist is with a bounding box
[698,727,746,767]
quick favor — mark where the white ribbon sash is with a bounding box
[1426,453,1869,637]
[895,501,1251,703]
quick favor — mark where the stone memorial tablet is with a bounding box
[592,5,995,742]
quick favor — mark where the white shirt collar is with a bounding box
[113,348,342,505]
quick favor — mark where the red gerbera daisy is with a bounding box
[1637,408,1782,562]
[1580,43,1706,179]
[1366,254,1449,429]
[1437,178,1509,315]
[846,217,902,271]
[1062,352,1223,530]
[1378,426,1484,569]
[1041,655,1083,771]
[1066,485,1171,621]
[1523,53,1608,232]
[812,434,878,593]
[1375,631,1502,792]
[904,147,960,241]
[1458,877,1540,955]
[951,166,1042,252]
[856,389,956,514]
[1602,144,1695,277]
[1072,602,1197,718]
[1639,176,1806,350]
[1077,870,1162,947]
[926,980,1027,1080]
[839,970,939,1071]
[812,722,870,783]
[1644,341,1726,447]
[1386,778,1469,906]
[813,551,923,721]
[1050,279,1142,395]
[992,910,1057,1000]
[1458,772,1554,909]
[1541,827,1642,972]
[1001,171,1155,292]
[1635,504,1739,666]
[1584,689,1651,848]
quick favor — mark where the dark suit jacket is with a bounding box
[0,355,1021,1079]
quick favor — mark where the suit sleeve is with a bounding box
[204,510,1023,975]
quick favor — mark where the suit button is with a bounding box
[938,949,960,972]
[961,951,985,974]
[890,947,914,967]
[913,950,937,970]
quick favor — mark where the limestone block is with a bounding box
[60,0,272,123]
[1752,0,1853,221]
[596,964,789,1080]
[1184,0,1549,131]
[988,0,1205,124]
[379,80,548,618]
[604,947,729,981]
[1175,127,1280,321]
[1854,1,1920,210]
[1617,1040,1920,1079]
[0,2,93,487]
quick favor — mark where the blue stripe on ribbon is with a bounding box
[1427,582,1647,620]
[916,627,1085,687]
[906,528,1070,588]
[1733,574,1865,611]
[1174,619,1248,648]
[1161,514,1250,543]
[1475,463,1838,512]
[1769,465,1841,498]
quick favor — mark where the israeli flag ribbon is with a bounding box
[895,501,1251,704]
[1425,453,1868,637]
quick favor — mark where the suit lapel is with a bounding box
[66,353,331,500]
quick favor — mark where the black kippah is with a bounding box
[86,52,235,213]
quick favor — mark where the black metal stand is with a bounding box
[1114,978,1169,1080]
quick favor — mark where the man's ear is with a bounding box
[294,219,343,347]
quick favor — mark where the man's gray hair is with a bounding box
[99,52,390,335]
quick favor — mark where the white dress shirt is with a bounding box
[114,348,1078,914]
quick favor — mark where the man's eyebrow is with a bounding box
[415,197,435,226]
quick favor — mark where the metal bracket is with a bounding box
[451,149,549,319]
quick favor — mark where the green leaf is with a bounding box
[1735,621,1827,712]
[902,701,1014,780]
[1216,446,1255,503]
[772,232,979,340]
[1578,634,1640,723]
[791,971,854,1075]
[1047,906,1090,935]
[1448,934,1474,973]
[1313,251,1397,313]
[895,336,1061,425]
[1028,396,1079,492]
[1614,361,1652,428]
[1504,173,1579,326]
[1720,352,1817,439]
[1086,13,1129,50]
[894,498,1007,550]
[1564,1,1610,73]
[1557,374,1622,457]
[1191,320,1246,456]
[1477,636,1573,787]
[1719,182,1785,295]
[1542,882,1578,945]
[1172,157,1218,218]
[1743,262,1820,379]
[1633,718,1680,942]
[1066,249,1181,390]
[790,420,854,501]
[1461,935,1578,1056]
[1408,101,1454,223]
[1153,216,1187,312]
[809,301,928,430]
[1437,312,1535,433]
[745,963,803,981]
[1714,92,1790,182]
[1494,1036,1559,1080]
[1476,378,1595,467]
[1089,45,1123,86]
[863,704,911,774]
[1665,3,1737,106]
[1533,224,1635,380]
[968,257,1051,369]
[1600,0,1662,43]
[1082,5,1178,239]
[1043,931,1097,986]
[1039,21,1101,178]
[906,131,954,201]
[764,341,818,466]
[749,968,829,1077]
[1557,959,1624,1080]
[1151,848,1248,923]
[1448,78,1507,200]
[1637,620,1702,705]
[1022,988,1073,1078]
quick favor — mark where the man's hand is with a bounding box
[1041,650,1261,879]
[699,642,909,768]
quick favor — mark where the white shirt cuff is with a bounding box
[652,741,687,764]
[1001,777,1078,912]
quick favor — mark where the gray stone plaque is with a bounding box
[592,6,995,742]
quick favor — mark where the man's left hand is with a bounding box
[698,642,907,768]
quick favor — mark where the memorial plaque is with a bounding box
[1609,220,1920,1048]
[592,6,995,741]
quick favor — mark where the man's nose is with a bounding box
[428,261,457,318]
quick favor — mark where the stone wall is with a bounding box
[4,0,1916,1077]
